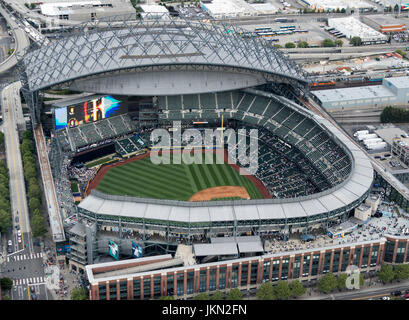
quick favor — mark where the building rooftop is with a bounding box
[328,16,387,41]
[364,14,407,27]
[68,222,86,237]
[313,85,394,104]
[193,242,238,256]
[384,76,409,89]
[375,126,408,146]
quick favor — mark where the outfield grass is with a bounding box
[96,154,264,201]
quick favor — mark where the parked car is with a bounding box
[391,290,402,296]
[382,296,391,300]
[17,230,21,237]
[8,240,12,246]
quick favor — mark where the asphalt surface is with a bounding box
[0,82,48,300]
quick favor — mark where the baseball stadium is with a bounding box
[18,14,373,264]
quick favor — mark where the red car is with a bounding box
[404,293,409,300]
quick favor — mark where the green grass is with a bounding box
[96,153,264,201]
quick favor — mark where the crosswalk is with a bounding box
[13,276,45,286]
[7,252,43,262]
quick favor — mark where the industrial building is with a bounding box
[328,17,388,44]
[362,14,407,33]
[39,0,135,22]
[313,76,409,111]
[299,0,376,11]
[200,0,257,18]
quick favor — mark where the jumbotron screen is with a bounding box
[55,95,127,130]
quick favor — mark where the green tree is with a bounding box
[335,39,343,47]
[289,280,306,298]
[0,277,13,291]
[395,49,407,58]
[28,182,41,199]
[378,265,395,284]
[256,282,275,300]
[194,293,210,300]
[337,273,348,290]
[394,264,409,281]
[340,8,346,13]
[285,42,296,48]
[211,290,224,300]
[71,287,88,300]
[22,131,33,140]
[272,44,282,48]
[226,288,243,300]
[31,213,47,238]
[318,272,337,294]
[349,36,362,46]
[322,38,335,47]
[0,173,8,187]
[0,209,12,233]
[0,185,9,200]
[24,164,37,181]
[297,41,309,48]
[0,132,4,149]
[274,280,291,300]
[29,197,41,212]
[159,295,175,300]
[360,273,365,287]
[0,197,10,213]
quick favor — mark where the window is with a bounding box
[199,270,206,292]
[177,273,184,296]
[153,276,161,299]
[281,259,289,280]
[99,284,106,300]
[384,241,395,263]
[353,248,361,266]
[263,261,271,281]
[250,262,258,284]
[322,252,332,274]
[361,247,370,268]
[311,254,320,276]
[219,267,226,289]
[370,245,379,266]
[272,260,280,281]
[341,249,350,271]
[209,268,217,291]
[396,242,406,263]
[119,281,127,300]
[109,282,117,300]
[302,255,310,277]
[167,274,174,296]
[241,264,249,285]
[332,250,340,273]
[231,265,239,288]
[293,256,301,279]
[186,272,194,295]
[143,278,151,300]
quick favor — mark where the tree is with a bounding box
[0,209,12,233]
[394,264,409,281]
[340,8,346,13]
[272,44,282,48]
[0,277,13,291]
[274,280,291,300]
[318,272,337,294]
[211,290,224,300]
[337,273,348,290]
[289,280,306,298]
[28,182,41,199]
[335,39,343,47]
[29,197,41,212]
[322,38,335,47]
[194,293,210,300]
[226,288,243,300]
[71,287,88,300]
[285,42,296,48]
[256,282,275,300]
[31,213,47,238]
[297,41,309,48]
[350,36,362,46]
[159,295,175,300]
[360,273,365,287]
[378,265,395,284]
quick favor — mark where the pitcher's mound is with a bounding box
[189,186,250,202]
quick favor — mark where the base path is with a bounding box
[189,186,250,202]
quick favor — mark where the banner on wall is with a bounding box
[108,240,119,260]
[131,241,143,258]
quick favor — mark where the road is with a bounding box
[0,3,29,74]
[0,81,49,299]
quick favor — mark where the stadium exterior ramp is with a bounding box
[19,14,308,96]
[78,92,373,238]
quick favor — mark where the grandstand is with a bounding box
[55,114,138,152]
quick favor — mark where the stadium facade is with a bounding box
[17,15,378,282]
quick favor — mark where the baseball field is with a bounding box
[95,153,266,201]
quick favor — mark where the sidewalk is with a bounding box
[302,279,409,300]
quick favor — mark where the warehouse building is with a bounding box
[201,0,257,18]
[299,0,375,11]
[39,0,135,22]
[362,14,407,33]
[328,17,388,44]
[313,76,409,111]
